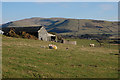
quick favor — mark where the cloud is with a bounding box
[2,0,119,2]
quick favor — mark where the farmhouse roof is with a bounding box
[2,26,43,33]
[47,33,56,36]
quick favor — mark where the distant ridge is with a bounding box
[2,17,118,35]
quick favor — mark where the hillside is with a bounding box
[2,17,118,35]
[2,35,118,78]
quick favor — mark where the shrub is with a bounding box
[8,29,20,38]
[7,29,38,40]
[21,31,37,40]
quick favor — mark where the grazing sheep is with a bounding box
[89,44,95,47]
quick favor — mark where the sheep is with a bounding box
[89,44,95,47]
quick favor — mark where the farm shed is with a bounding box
[38,26,56,41]
[2,26,57,41]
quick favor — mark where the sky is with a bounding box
[2,0,120,2]
[1,2,118,24]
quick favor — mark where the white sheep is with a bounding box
[89,44,95,47]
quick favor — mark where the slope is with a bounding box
[2,17,118,35]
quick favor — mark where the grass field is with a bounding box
[2,35,118,78]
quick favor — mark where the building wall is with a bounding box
[63,40,77,45]
[38,27,48,41]
[47,36,51,41]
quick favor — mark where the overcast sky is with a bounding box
[1,1,118,24]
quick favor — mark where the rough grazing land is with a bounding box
[2,17,118,35]
[2,36,118,78]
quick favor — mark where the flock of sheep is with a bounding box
[40,43,95,50]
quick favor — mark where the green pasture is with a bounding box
[2,36,118,78]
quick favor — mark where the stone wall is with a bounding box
[63,40,77,45]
